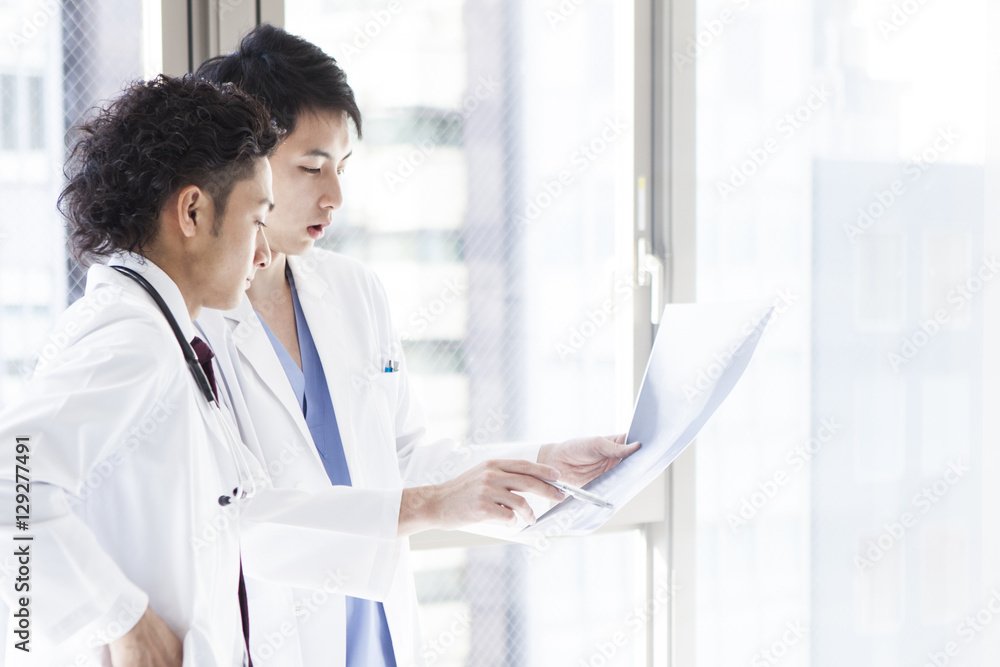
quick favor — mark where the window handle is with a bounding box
[637,237,664,324]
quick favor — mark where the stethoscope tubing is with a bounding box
[110,265,258,507]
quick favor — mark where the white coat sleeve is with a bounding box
[237,265,538,596]
[239,486,402,601]
[201,309,405,601]
[0,319,174,646]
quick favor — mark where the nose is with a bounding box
[254,226,271,269]
[318,170,343,213]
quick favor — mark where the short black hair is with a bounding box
[60,74,279,264]
[196,24,362,137]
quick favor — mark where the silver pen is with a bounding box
[547,479,615,510]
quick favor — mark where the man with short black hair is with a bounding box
[198,25,638,667]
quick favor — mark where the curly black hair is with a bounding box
[59,74,280,263]
[196,24,362,137]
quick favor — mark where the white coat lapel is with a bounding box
[288,254,361,479]
[224,296,316,454]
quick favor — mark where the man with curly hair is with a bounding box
[0,75,277,666]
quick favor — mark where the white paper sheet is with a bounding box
[520,302,774,538]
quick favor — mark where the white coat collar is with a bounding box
[89,252,197,343]
[221,293,317,455]
[287,254,359,477]
[218,253,360,478]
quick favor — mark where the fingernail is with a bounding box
[549,468,560,480]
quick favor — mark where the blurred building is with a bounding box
[813,159,983,664]
[695,1,987,666]
[0,0,144,405]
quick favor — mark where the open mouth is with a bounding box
[307,224,326,240]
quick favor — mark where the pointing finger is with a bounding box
[494,459,561,481]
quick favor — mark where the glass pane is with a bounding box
[27,76,44,150]
[694,1,991,666]
[285,1,641,664]
[413,532,647,667]
[0,75,15,150]
[0,0,158,406]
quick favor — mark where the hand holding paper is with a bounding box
[521,302,773,537]
[536,433,641,488]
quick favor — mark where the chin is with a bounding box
[207,291,244,312]
[267,237,311,257]
[290,238,315,256]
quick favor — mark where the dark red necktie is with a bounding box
[190,336,252,667]
[190,336,218,400]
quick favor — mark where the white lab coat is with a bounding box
[198,248,541,667]
[0,253,428,667]
[0,255,250,666]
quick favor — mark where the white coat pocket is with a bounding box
[352,372,402,488]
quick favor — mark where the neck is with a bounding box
[247,251,289,306]
[141,249,202,321]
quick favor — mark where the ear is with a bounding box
[173,185,213,239]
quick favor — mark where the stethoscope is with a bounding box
[111,265,260,508]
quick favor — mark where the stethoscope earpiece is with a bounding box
[219,487,242,506]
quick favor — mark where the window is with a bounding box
[693,0,992,664]
[0,1,156,402]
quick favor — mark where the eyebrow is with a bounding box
[305,149,353,162]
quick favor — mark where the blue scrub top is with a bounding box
[258,267,397,667]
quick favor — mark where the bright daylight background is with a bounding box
[0,0,997,666]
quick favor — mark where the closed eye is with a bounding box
[300,167,321,174]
